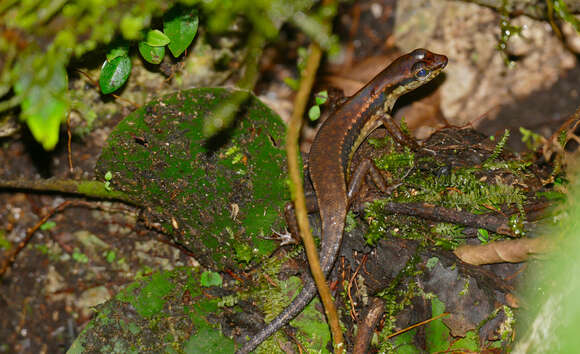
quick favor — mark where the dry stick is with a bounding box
[0,200,137,277]
[546,0,565,41]
[386,312,450,339]
[286,45,344,354]
[75,69,139,109]
[363,201,529,237]
[0,179,135,205]
[348,254,367,323]
[353,297,386,354]
[2,201,70,276]
[0,201,73,276]
[454,237,553,265]
[66,111,73,173]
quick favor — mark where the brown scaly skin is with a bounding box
[237,49,447,353]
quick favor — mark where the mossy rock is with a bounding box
[96,88,290,270]
[67,268,235,353]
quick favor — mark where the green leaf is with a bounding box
[138,41,165,64]
[200,271,222,287]
[134,272,175,318]
[72,248,89,263]
[164,7,199,57]
[0,230,11,251]
[184,327,235,354]
[308,105,321,121]
[104,250,116,263]
[283,77,299,90]
[40,221,57,231]
[14,58,69,150]
[99,55,131,94]
[477,228,489,243]
[315,90,328,105]
[144,29,170,47]
[106,46,129,61]
[426,297,479,352]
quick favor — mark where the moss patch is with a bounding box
[96,88,290,270]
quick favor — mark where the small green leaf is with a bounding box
[120,15,146,40]
[477,228,489,243]
[164,7,199,57]
[0,230,11,251]
[104,171,113,181]
[134,272,175,318]
[426,257,439,270]
[308,105,321,121]
[99,55,131,94]
[315,90,328,105]
[184,327,235,353]
[40,221,57,231]
[200,271,222,287]
[138,41,165,64]
[234,241,253,264]
[104,250,116,263]
[72,248,89,263]
[283,77,299,90]
[14,59,69,150]
[144,29,170,47]
[106,46,129,61]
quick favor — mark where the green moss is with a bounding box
[483,129,509,166]
[364,127,533,248]
[69,267,230,353]
[96,88,291,271]
[248,275,332,353]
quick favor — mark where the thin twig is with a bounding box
[0,200,131,277]
[75,69,139,109]
[0,179,136,205]
[353,297,386,354]
[387,312,450,339]
[361,200,539,237]
[0,200,139,277]
[66,111,73,173]
[285,27,344,354]
[348,254,367,323]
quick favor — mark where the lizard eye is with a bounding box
[412,62,429,80]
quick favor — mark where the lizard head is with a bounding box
[393,48,448,92]
[370,48,447,99]
[368,48,447,112]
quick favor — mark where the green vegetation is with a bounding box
[365,131,530,248]
[95,88,292,271]
[0,0,333,149]
[68,267,235,353]
[100,8,199,93]
[515,164,580,352]
[308,90,328,121]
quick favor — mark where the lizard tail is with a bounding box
[236,279,317,354]
[236,215,345,354]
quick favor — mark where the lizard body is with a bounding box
[237,48,447,353]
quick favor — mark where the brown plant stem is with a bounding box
[285,39,345,354]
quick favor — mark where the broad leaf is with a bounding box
[99,55,131,94]
[14,56,68,150]
[138,41,165,64]
[144,29,170,47]
[164,7,199,57]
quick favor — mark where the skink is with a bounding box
[238,48,447,353]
